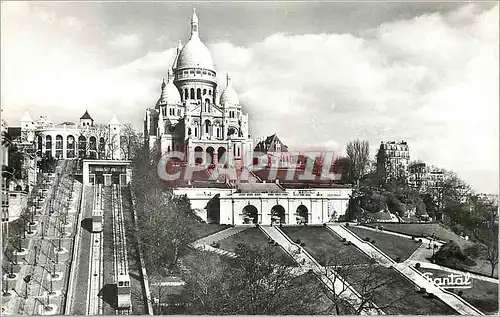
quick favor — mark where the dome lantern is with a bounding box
[175,8,215,72]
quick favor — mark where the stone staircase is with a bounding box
[328,224,484,316]
[260,226,381,315]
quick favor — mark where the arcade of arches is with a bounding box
[239,204,310,225]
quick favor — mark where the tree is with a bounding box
[333,156,353,185]
[120,123,143,160]
[180,244,331,315]
[346,139,370,187]
[487,208,498,277]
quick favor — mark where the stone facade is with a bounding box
[144,9,254,168]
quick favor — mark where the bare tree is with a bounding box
[487,209,498,277]
[346,139,370,187]
[318,249,416,315]
[120,123,142,160]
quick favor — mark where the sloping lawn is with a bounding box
[347,226,422,261]
[218,227,296,266]
[417,267,498,315]
[281,226,372,266]
[344,266,457,315]
[365,223,471,247]
[189,223,231,240]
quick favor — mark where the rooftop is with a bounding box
[236,183,283,193]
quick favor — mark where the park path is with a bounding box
[260,226,381,316]
[327,224,484,316]
[406,260,499,283]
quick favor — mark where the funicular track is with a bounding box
[112,184,131,314]
[87,184,104,315]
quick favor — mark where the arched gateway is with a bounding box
[242,205,258,224]
[271,205,286,225]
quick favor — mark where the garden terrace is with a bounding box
[346,226,422,262]
[217,227,296,266]
[280,226,372,266]
[344,266,458,315]
[364,223,471,247]
[416,267,498,314]
[189,223,231,241]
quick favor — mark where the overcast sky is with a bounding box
[1,1,498,194]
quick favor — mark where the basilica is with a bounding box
[144,9,254,168]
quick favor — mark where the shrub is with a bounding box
[458,290,463,297]
[371,239,376,244]
[345,223,350,227]
[255,224,260,228]
[295,239,301,244]
[346,241,352,245]
[396,257,402,263]
[418,239,422,243]
[364,237,370,242]
[300,242,305,247]
[426,293,434,299]
[379,226,383,231]
[268,239,274,245]
[342,238,347,243]
[415,263,421,269]
[323,223,327,227]
[431,241,477,270]
[420,287,426,294]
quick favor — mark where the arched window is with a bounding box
[190,88,195,99]
[203,89,206,95]
[209,90,212,96]
[177,109,181,116]
[205,120,210,134]
[162,107,166,116]
[197,88,201,100]
[216,127,220,138]
[184,89,188,100]
[194,127,198,137]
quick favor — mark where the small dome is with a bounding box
[157,70,182,106]
[220,73,239,106]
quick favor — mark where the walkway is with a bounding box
[327,224,484,316]
[406,260,499,283]
[260,226,381,315]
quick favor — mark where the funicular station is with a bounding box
[81,159,132,186]
[81,159,132,310]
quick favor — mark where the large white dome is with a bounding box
[176,9,215,71]
[176,36,214,71]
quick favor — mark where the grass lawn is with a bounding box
[365,223,471,248]
[347,226,422,261]
[343,266,457,315]
[280,226,372,266]
[417,267,498,314]
[190,223,231,240]
[218,227,296,266]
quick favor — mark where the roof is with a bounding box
[237,183,284,193]
[20,111,33,122]
[254,134,289,152]
[109,114,120,125]
[80,110,93,120]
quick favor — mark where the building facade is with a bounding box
[19,110,122,160]
[144,9,254,168]
[377,141,410,181]
[254,134,291,168]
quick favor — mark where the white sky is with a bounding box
[1,2,498,194]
